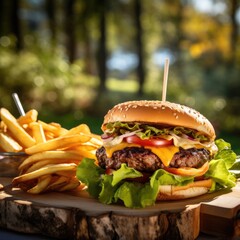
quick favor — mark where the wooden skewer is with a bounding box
[162,58,169,102]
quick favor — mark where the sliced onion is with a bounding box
[101,133,113,139]
[102,130,141,147]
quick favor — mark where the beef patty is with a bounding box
[96,146,210,173]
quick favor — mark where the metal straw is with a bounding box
[12,93,25,116]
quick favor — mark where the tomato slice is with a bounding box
[124,135,173,147]
[164,161,209,177]
[105,168,115,175]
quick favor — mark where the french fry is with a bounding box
[0,106,103,194]
[27,175,52,194]
[73,144,97,151]
[0,121,7,132]
[46,176,69,190]
[17,109,38,126]
[19,150,83,170]
[62,124,91,136]
[0,132,23,152]
[44,131,55,140]
[54,169,76,177]
[68,146,97,159]
[90,135,102,146]
[12,163,77,184]
[1,105,103,194]
[49,122,68,134]
[24,158,80,174]
[0,108,35,148]
[25,134,91,155]
[58,177,80,191]
[38,120,67,137]
[29,122,46,144]
[49,122,61,128]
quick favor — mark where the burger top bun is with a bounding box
[102,100,216,141]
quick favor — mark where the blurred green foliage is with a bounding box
[0,38,98,115]
[0,0,239,154]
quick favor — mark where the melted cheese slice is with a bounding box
[104,143,179,167]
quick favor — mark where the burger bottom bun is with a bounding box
[156,179,213,201]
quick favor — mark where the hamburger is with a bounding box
[77,100,237,208]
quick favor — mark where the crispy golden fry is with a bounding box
[49,122,61,128]
[29,122,46,144]
[27,175,52,194]
[17,109,38,126]
[90,135,103,147]
[54,169,76,177]
[19,150,83,170]
[68,146,97,159]
[12,163,77,184]
[62,124,91,136]
[38,120,67,136]
[38,120,60,135]
[47,176,69,190]
[25,134,91,155]
[58,177,80,191]
[44,131,55,140]
[49,122,68,134]
[0,108,35,148]
[24,158,80,174]
[2,105,103,194]
[0,121,7,132]
[68,143,99,151]
[0,132,23,152]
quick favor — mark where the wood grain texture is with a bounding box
[0,198,200,240]
[0,178,201,240]
[0,178,240,240]
[200,181,240,238]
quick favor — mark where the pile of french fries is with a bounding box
[0,108,102,194]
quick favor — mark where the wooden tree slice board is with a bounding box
[200,182,240,238]
[0,177,240,240]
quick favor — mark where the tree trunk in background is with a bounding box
[97,0,107,92]
[229,0,238,66]
[45,0,57,47]
[0,0,7,37]
[65,0,77,63]
[173,0,185,86]
[82,22,94,75]
[81,2,94,75]
[12,0,24,51]
[134,0,145,96]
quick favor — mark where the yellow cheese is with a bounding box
[105,143,140,158]
[104,143,179,167]
[145,145,179,167]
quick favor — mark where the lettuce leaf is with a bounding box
[77,139,238,208]
[105,122,209,142]
[76,158,104,198]
[204,139,237,190]
[114,182,158,208]
[77,159,195,208]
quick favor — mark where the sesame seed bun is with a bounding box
[102,100,216,141]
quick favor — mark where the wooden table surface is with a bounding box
[1,177,240,240]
